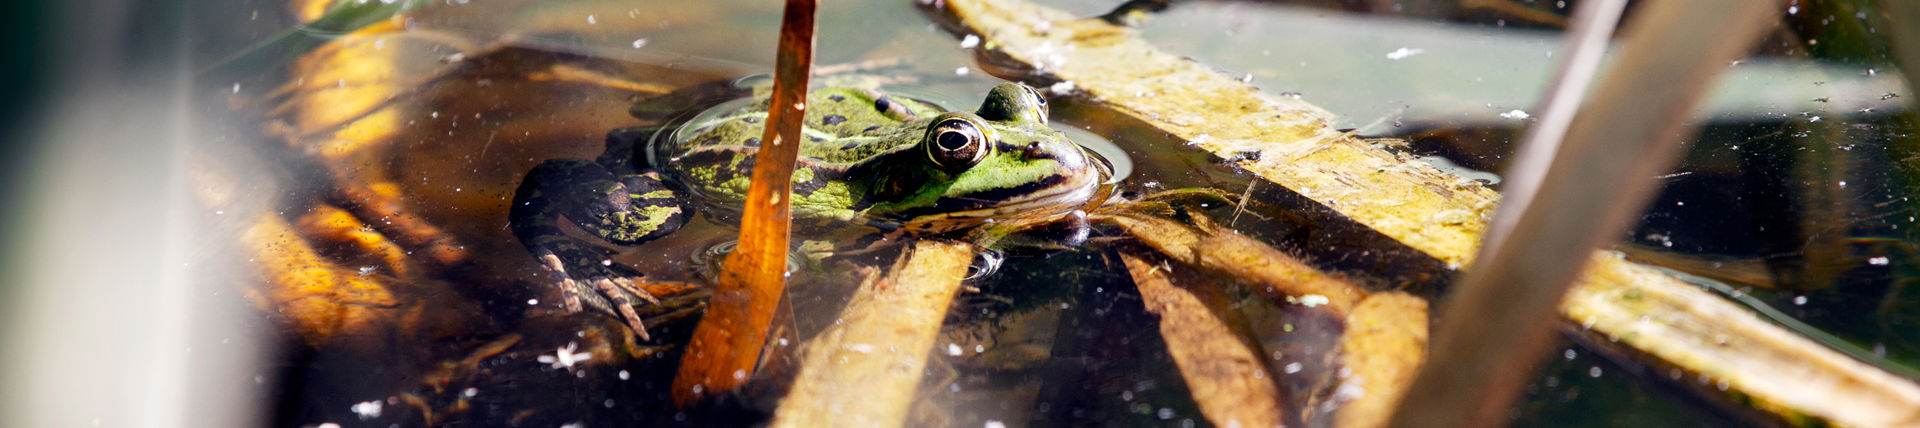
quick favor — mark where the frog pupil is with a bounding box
[937,130,971,151]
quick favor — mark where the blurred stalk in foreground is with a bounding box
[1390,0,1780,426]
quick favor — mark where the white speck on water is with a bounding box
[351,401,383,420]
[1589,366,1603,378]
[1870,256,1891,266]
[561,423,585,428]
[1788,5,1799,14]
[1157,408,1174,419]
[601,259,612,266]
[1121,390,1134,401]
[1793,295,1808,306]
[527,298,538,305]
[232,83,241,94]
[318,424,341,428]
[1838,180,1847,188]
[586,14,596,24]
[1563,349,1577,360]
[847,343,875,353]
[984,421,1007,428]
[948,343,963,356]
[959,34,981,49]
[955,66,971,76]
[732,369,748,380]
[975,345,985,353]
[1809,115,1822,122]
[1385,47,1425,60]
[537,342,592,369]
[618,370,630,380]
[1336,381,1367,401]
[604,399,616,408]
[463,387,478,397]
[1284,362,1303,374]
[357,266,375,276]
[1048,80,1076,95]
[1501,109,1531,120]
[632,38,648,49]
[1298,294,1330,308]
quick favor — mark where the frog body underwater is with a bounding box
[509,82,1108,338]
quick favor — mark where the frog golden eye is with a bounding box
[926,118,988,173]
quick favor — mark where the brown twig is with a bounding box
[1120,249,1288,428]
[671,0,816,407]
[769,240,975,427]
[1333,293,1428,428]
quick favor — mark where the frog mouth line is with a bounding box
[899,162,1107,232]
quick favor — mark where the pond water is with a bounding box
[77,0,1919,426]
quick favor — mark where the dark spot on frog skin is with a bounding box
[823,114,848,125]
[841,141,861,150]
[745,137,760,146]
[862,126,881,134]
[807,135,825,143]
[742,117,761,124]
[828,94,846,102]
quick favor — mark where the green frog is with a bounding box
[509,82,1110,338]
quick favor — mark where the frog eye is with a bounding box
[977,82,1049,124]
[926,117,989,173]
[1024,84,1046,106]
[1023,85,1049,122]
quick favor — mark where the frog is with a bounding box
[508,82,1110,339]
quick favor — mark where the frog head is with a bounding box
[863,83,1108,231]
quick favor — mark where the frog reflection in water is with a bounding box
[509,82,1110,338]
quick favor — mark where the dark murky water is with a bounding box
[217,0,1919,426]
